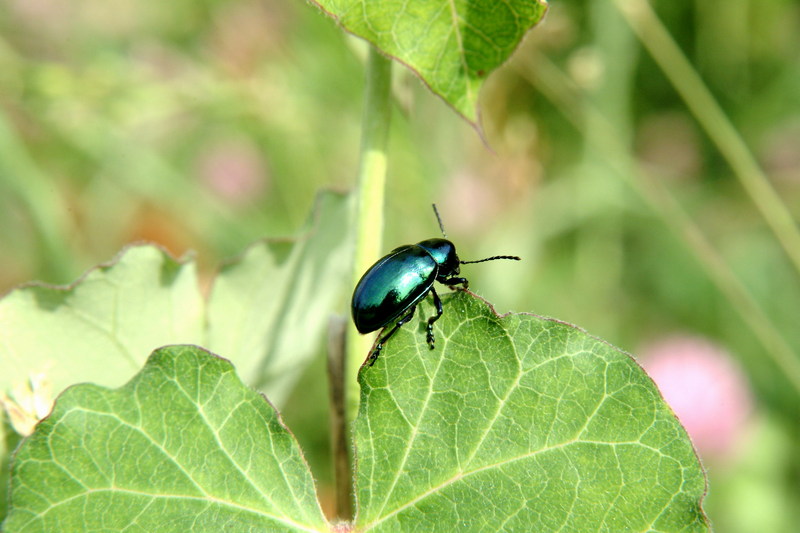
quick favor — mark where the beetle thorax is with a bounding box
[416,238,460,277]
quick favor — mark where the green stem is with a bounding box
[327,316,352,521]
[347,46,393,433]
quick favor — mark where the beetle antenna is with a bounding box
[461,255,521,264]
[432,204,447,238]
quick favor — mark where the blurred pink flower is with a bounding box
[196,138,268,205]
[641,336,752,459]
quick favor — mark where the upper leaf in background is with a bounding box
[207,190,352,404]
[0,245,204,393]
[0,190,351,408]
[3,345,329,533]
[354,291,709,532]
[311,0,548,126]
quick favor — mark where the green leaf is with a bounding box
[0,245,205,395]
[354,291,709,532]
[310,0,548,125]
[0,191,351,409]
[207,191,352,404]
[3,345,328,533]
[0,420,23,524]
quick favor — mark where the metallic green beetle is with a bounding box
[352,205,520,365]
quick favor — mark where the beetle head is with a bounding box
[417,238,460,276]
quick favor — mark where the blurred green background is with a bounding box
[1,0,799,529]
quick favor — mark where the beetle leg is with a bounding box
[426,287,444,349]
[369,305,417,366]
[442,276,469,290]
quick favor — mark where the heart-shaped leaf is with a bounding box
[310,0,548,125]
[3,345,329,533]
[354,290,709,531]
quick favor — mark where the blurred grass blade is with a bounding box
[513,51,800,396]
[613,0,800,277]
[0,113,75,282]
[354,291,710,532]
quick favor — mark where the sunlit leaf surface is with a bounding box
[4,346,329,533]
[354,291,709,532]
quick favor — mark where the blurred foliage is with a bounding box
[1,0,799,530]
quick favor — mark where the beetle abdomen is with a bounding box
[351,245,438,333]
